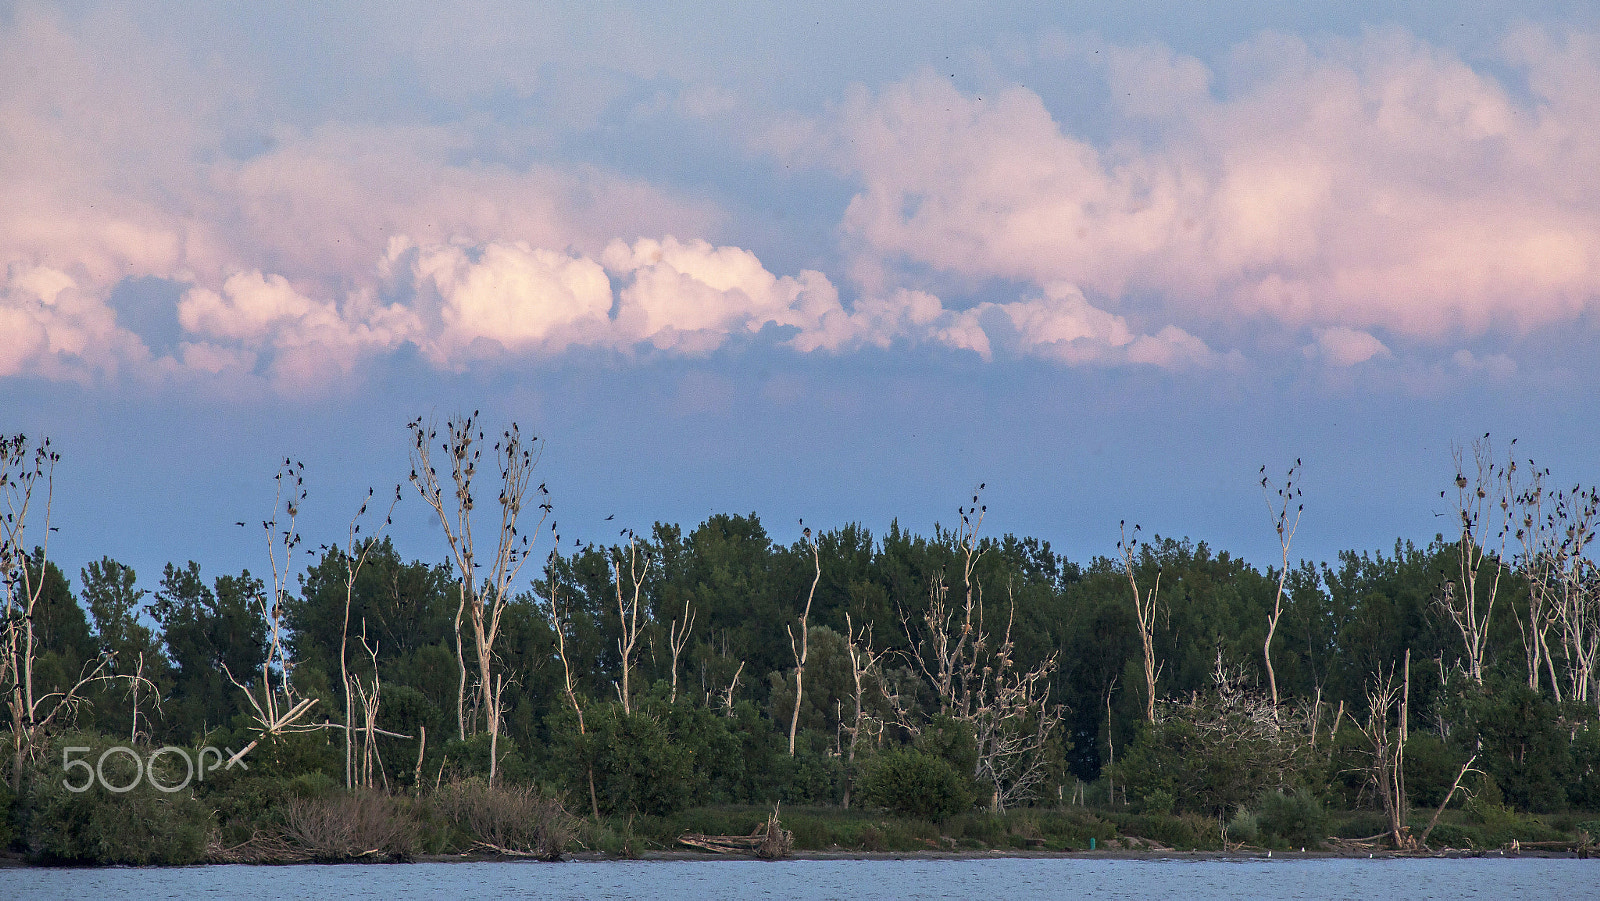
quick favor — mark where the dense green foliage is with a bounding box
[5,478,1600,861]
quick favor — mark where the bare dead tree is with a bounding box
[668,595,695,705]
[338,486,401,790]
[408,414,547,783]
[1260,461,1304,709]
[892,494,1063,811]
[1352,653,1411,850]
[722,660,745,715]
[840,612,885,808]
[1510,460,1565,697]
[1437,435,1512,685]
[543,544,600,819]
[1118,521,1162,722]
[2,434,62,783]
[1,438,154,789]
[611,531,649,715]
[1543,484,1600,706]
[971,585,1064,811]
[787,526,821,756]
[1420,750,1481,848]
[351,621,410,791]
[225,461,325,767]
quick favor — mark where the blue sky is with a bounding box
[3,1,1599,589]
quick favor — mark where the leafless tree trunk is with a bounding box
[893,496,1063,811]
[1,435,49,787]
[1438,436,1511,685]
[1259,462,1304,709]
[668,596,695,705]
[788,528,821,756]
[840,612,883,809]
[1354,655,1411,850]
[1420,752,1480,847]
[722,660,745,715]
[226,461,325,767]
[1118,521,1162,722]
[611,532,649,715]
[1510,462,1562,696]
[543,550,601,818]
[339,487,400,790]
[409,414,547,783]
[1538,483,1600,706]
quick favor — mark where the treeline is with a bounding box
[3,427,1600,862]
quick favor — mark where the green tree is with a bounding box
[151,562,266,740]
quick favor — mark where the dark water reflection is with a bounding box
[2,857,1591,900]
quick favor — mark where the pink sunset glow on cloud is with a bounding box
[796,27,1600,344]
[2,5,1596,388]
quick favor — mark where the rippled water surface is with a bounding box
[2,857,1592,900]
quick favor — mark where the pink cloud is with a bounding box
[801,28,1600,342]
[0,7,719,384]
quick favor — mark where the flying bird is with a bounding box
[605,514,615,520]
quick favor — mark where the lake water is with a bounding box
[1,857,1592,900]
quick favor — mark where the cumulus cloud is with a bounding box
[1304,326,1391,367]
[176,271,419,383]
[792,28,1600,343]
[0,7,716,385]
[0,263,144,381]
[5,6,1590,388]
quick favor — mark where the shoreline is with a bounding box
[7,848,1585,868]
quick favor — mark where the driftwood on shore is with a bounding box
[678,807,793,859]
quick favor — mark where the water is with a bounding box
[1,857,1592,900]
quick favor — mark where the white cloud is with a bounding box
[793,29,1600,343]
[1305,326,1391,367]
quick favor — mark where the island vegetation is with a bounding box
[2,423,1598,865]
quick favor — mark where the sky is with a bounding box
[3,0,1600,592]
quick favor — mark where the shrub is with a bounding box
[1254,789,1326,849]
[1225,807,1259,845]
[856,748,975,821]
[280,792,418,861]
[429,778,576,859]
[20,740,211,865]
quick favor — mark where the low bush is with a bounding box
[19,739,211,865]
[1254,789,1327,849]
[280,792,418,861]
[429,778,576,859]
[856,748,975,821]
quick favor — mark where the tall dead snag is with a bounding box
[1503,452,1600,704]
[227,461,322,766]
[1118,521,1161,722]
[1353,653,1411,850]
[1534,480,1600,707]
[1509,459,1565,697]
[787,526,821,756]
[1438,435,1512,685]
[896,495,1063,811]
[544,544,600,819]
[668,595,695,704]
[2,436,119,786]
[841,612,884,808]
[409,414,547,784]
[611,531,649,715]
[338,486,401,790]
[1260,461,1304,710]
[350,622,411,790]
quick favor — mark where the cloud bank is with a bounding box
[790,28,1600,344]
[2,7,1596,388]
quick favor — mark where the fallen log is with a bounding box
[678,806,792,859]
